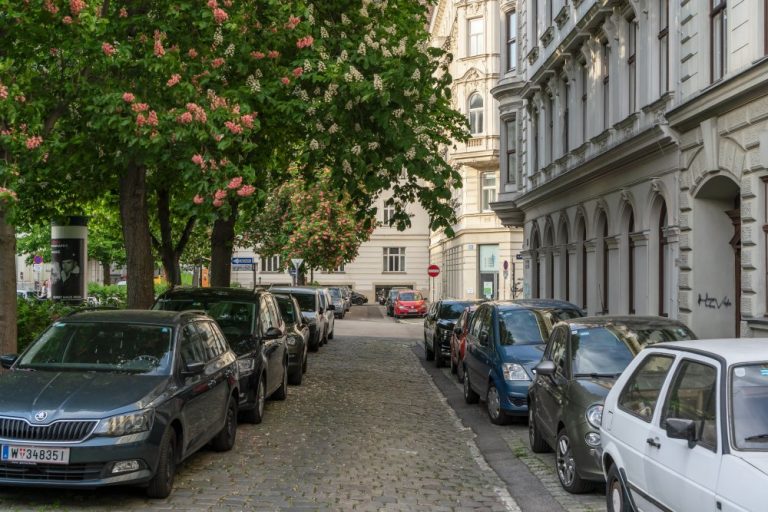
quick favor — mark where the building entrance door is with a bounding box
[479,272,499,300]
[479,244,500,300]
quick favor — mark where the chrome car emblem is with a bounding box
[34,411,48,422]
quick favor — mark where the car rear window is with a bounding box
[498,309,547,345]
[275,296,297,324]
[155,298,256,341]
[291,293,317,312]
[329,288,342,298]
[439,302,473,320]
[570,327,634,376]
[399,292,423,301]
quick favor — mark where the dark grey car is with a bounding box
[270,287,328,351]
[528,316,696,494]
[273,293,310,385]
[0,310,239,498]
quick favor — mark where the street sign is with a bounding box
[427,264,440,278]
[33,255,43,265]
[33,264,42,272]
[288,268,297,276]
[231,257,254,265]
[515,253,524,260]
[232,264,254,272]
[503,259,509,271]
[291,258,304,269]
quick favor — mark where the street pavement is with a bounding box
[0,305,606,511]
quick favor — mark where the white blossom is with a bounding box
[246,75,261,93]
[318,60,327,72]
[337,50,348,63]
[254,68,263,78]
[320,27,329,38]
[224,44,235,57]
[393,108,404,118]
[309,139,319,150]
[373,74,383,91]
[368,142,379,150]
[343,160,352,173]
[415,104,423,112]
[345,100,354,110]
[411,69,420,81]
[341,13,351,25]
[405,148,416,160]
[213,27,223,46]
[351,144,362,156]
[358,42,366,56]
[328,123,339,134]
[304,59,313,72]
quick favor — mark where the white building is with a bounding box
[491,0,768,338]
[231,195,431,301]
[428,0,525,301]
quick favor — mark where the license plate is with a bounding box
[1,445,70,464]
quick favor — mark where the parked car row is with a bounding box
[0,283,351,499]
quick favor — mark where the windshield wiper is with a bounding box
[574,373,621,379]
[744,434,768,442]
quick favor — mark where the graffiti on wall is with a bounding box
[697,292,732,309]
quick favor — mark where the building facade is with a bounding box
[231,195,431,301]
[492,0,768,338]
[428,0,525,302]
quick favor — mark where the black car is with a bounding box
[153,287,289,424]
[270,286,329,351]
[528,316,696,493]
[510,299,586,322]
[273,293,310,385]
[423,299,480,367]
[0,310,239,498]
[350,291,368,305]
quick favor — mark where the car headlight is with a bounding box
[502,363,530,381]
[286,336,298,347]
[94,409,154,437]
[586,404,604,429]
[237,358,255,374]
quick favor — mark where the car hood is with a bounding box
[571,377,616,406]
[740,452,768,477]
[500,344,546,377]
[437,319,457,329]
[0,371,169,422]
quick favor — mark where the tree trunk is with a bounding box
[102,261,111,285]
[210,200,238,287]
[0,206,18,354]
[157,189,196,287]
[119,163,155,308]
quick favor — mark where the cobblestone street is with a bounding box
[0,306,607,511]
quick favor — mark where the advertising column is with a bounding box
[51,216,88,303]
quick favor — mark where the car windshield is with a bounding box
[439,302,474,320]
[291,293,317,312]
[731,363,768,450]
[275,296,297,324]
[399,292,423,301]
[155,298,256,343]
[329,288,342,298]
[570,327,634,376]
[17,322,173,374]
[498,309,547,345]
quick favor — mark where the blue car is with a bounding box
[463,301,580,425]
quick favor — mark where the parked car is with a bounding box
[270,286,329,350]
[511,299,586,323]
[317,288,336,339]
[462,301,568,425]
[385,287,411,316]
[423,299,479,366]
[450,304,481,383]
[600,339,768,512]
[392,290,427,319]
[350,290,368,305]
[327,287,347,319]
[153,287,289,424]
[0,309,239,498]
[528,316,696,494]
[339,286,352,311]
[273,293,309,385]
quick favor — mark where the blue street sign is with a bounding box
[288,268,297,276]
[231,257,254,265]
[515,254,524,260]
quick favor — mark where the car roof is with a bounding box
[510,299,584,311]
[651,339,768,365]
[557,315,690,330]
[158,286,269,301]
[62,309,203,325]
[270,286,317,295]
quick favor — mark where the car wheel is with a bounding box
[424,335,434,361]
[606,464,630,512]
[302,350,308,373]
[146,427,176,499]
[433,338,443,368]
[240,375,266,424]
[211,399,238,452]
[556,428,594,493]
[487,383,511,425]
[272,362,288,400]
[463,370,479,404]
[528,400,550,453]
[457,357,465,383]
[288,364,303,385]
[329,328,334,340]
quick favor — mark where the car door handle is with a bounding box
[646,437,661,449]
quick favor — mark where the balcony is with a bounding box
[451,135,499,166]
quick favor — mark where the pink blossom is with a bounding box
[240,114,254,128]
[154,39,165,57]
[119,7,128,17]
[62,16,73,24]
[0,187,17,201]
[166,74,181,87]
[251,51,265,59]
[213,198,224,208]
[44,0,59,14]
[286,16,301,29]
[292,66,303,77]
[296,36,314,49]
[214,189,227,200]
[177,111,193,124]
[237,185,255,197]
[206,0,217,7]
[0,84,7,101]
[193,195,204,205]
[224,121,242,134]
[268,50,280,59]
[131,103,149,112]
[188,48,198,58]
[146,111,159,126]
[136,113,147,127]
[191,154,205,167]
[280,77,290,85]
[122,92,135,103]
[212,8,228,24]
[101,42,117,56]
[25,136,43,150]
[214,134,223,142]
[50,47,59,56]
[211,58,225,68]
[227,176,243,189]
[69,0,86,16]
[15,95,25,103]
[223,0,232,6]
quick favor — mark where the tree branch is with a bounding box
[174,215,197,256]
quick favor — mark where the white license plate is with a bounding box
[1,445,70,464]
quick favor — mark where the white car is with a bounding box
[599,339,768,512]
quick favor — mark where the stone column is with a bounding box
[584,239,598,315]
[631,231,650,315]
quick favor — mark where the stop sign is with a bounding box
[427,264,440,277]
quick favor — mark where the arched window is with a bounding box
[545,223,555,299]
[577,216,588,310]
[558,219,570,301]
[469,93,484,135]
[530,228,541,299]
[598,210,610,314]
[658,201,668,316]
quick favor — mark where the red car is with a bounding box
[393,290,427,318]
[449,305,479,383]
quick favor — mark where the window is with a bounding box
[578,220,587,309]
[196,321,224,360]
[261,255,281,273]
[383,247,406,272]
[659,0,669,93]
[627,16,637,113]
[531,0,539,42]
[507,11,517,71]
[711,0,727,82]
[546,94,554,165]
[468,17,484,56]
[563,78,570,153]
[532,108,540,171]
[602,40,610,130]
[506,119,517,184]
[334,263,345,272]
[628,210,636,314]
[662,360,718,451]
[180,323,207,365]
[580,61,588,142]
[469,93,484,135]
[547,327,568,375]
[547,0,553,27]
[601,215,609,314]
[481,172,497,211]
[658,201,669,316]
[382,203,396,225]
[618,354,675,422]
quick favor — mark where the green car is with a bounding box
[527,316,696,494]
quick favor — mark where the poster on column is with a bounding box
[51,238,84,301]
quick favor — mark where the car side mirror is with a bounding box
[264,327,283,339]
[0,354,18,369]
[665,418,698,448]
[534,360,556,376]
[182,361,205,376]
